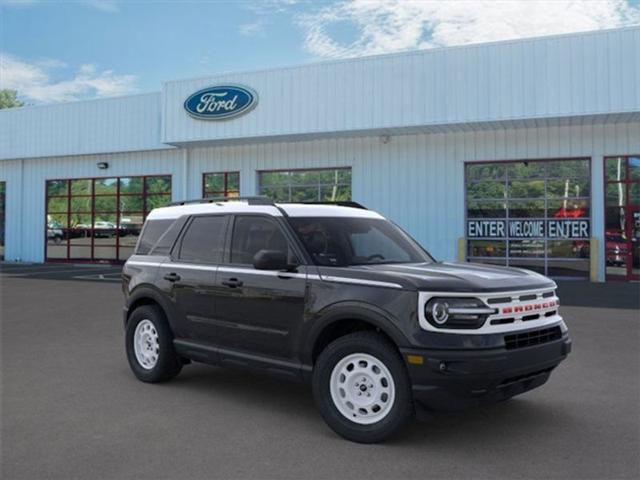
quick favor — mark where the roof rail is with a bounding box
[169,196,275,207]
[291,201,368,210]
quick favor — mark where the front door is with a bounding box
[605,156,640,281]
[212,215,307,359]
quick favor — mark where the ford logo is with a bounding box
[184,85,258,120]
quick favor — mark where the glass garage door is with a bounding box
[203,171,240,198]
[604,156,640,281]
[258,168,352,202]
[0,181,5,260]
[46,176,171,263]
[465,159,591,279]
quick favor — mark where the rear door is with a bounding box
[212,214,308,359]
[161,214,229,342]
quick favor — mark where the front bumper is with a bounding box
[400,331,571,412]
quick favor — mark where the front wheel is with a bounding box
[125,305,182,383]
[312,332,414,443]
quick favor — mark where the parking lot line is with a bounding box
[72,272,122,281]
[1,267,112,276]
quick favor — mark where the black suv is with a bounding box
[122,197,571,443]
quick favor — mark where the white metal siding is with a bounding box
[1,124,638,282]
[0,149,184,261]
[184,121,638,268]
[163,28,640,145]
[0,93,170,161]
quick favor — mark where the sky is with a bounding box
[1,0,640,105]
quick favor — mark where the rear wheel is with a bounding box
[312,331,413,443]
[125,305,182,383]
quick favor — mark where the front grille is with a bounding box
[487,296,512,304]
[504,326,562,350]
[519,294,537,302]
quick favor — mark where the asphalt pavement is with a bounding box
[1,265,639,479]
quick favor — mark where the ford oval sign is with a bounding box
[184,85,258,120]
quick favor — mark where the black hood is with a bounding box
[319,261,555,293]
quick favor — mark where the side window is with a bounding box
[230,216,291,265]
[178,215,227,263]
[136,219,174,255]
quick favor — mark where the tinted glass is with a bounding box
[466,164,505,181]
[70,179,92,195]
[146,194,171,212]
[137,219,175,255]
[47,180,68,196]
[606,183,626,206]
[203,172,240,197]
[120,177,143,194]
[94,178,118,195]
[465,159,591,278]
[467,240,506,257]
[630,157,640,180]
[178,216,227,263]
[547,160,589,178]
[146,176,171,194]
[45,175,172,262]
[605,157,626,181]
[290,217,431,267]
[230,216,291,264]
[0,181,4,260]
[259,168,352,202]
[466,182,505,200]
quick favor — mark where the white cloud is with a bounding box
[0,52,138,103]
[245,0,300,15]
[239,19,266,36]
[298,0,640,58]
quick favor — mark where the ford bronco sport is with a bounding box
[122,197,571,443]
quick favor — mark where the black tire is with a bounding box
[125,304,182,383]
[312,331,414,443]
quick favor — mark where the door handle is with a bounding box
[163,272,181,282]
[222,278,244,288]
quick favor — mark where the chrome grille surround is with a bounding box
[417,285,564,335]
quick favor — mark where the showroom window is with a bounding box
[465,159,591,278]
[604,156,639,280]
[258,168,352,202]
[0,181,5,260]
[203,172,240,198]
[46,175,171,262]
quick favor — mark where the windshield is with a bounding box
[289,217,433,267]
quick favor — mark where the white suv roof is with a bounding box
[146,201,384,221]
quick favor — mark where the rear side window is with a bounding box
[136,219,174,255]
[178,215,227,263]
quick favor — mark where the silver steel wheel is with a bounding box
[133,319,160,370]
[329,352,396,425]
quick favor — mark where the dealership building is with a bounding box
[0,27,638,281]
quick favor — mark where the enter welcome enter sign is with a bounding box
[467,219,590,239]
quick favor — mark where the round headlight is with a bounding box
[430,300,449,324]
[425,297,494,329]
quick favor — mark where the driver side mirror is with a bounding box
[253,249,290,270]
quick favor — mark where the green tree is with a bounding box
[0,90,24,109]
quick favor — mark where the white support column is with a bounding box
[179,148,189,202]
[591,155,605,282]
